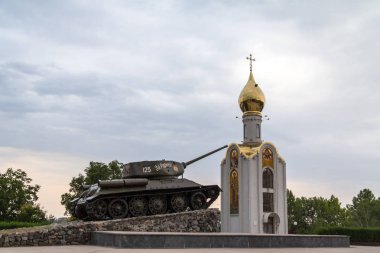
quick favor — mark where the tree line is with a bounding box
[288,189,380,234]
[1,163,380,234]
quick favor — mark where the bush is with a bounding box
[0,221,50,230]
[318,227,380,244]
[16,204,47,222]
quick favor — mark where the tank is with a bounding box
[69,145,227,220]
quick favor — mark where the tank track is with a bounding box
[73,185,220,220]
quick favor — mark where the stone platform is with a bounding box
[0,209,219,247]
[90,231,350,248]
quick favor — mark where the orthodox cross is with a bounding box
[246,53,255,72]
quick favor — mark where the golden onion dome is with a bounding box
[238,71,265,113]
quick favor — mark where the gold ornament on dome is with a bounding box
[238,54,265,113]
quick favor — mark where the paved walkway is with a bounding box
[0,246,378,253]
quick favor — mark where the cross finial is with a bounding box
[246,53,255,72]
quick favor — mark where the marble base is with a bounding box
[90,231,350,248]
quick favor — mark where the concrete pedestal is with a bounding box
[90,231,350,248]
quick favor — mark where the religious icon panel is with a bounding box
[230,169,239,214]
[262,147,274,168]
[230,149,239,214]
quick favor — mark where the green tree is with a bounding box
[287,190,300,233]
[347,188,380,227]
[84,161,122,184]
[0,168,44,221]
[374,198,380,226]
[60,160,123,215]
[287,190,349,234]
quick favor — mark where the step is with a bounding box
[90,231,350,248]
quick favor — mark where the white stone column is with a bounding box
[242,111,262,146]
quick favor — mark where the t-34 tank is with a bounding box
[70,145,227,220]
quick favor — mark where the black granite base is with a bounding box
[90,231,350,248]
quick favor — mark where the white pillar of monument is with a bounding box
[221,55,288,234]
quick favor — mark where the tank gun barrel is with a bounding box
[183,145,228,168]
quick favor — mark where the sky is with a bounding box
[0,0,379,217]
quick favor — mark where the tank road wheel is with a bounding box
[170,193,188,213]
[148,195,167,215]
[92,199,108,220]
[207,187,219,199]
[190,192,207,210]
[108,199,128,219]
[74,205,87,219]
[129,197,148,217]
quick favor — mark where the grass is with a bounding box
[0,221,51,230]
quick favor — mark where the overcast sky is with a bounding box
[0,0,379,217]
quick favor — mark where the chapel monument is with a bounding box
[221,54,288,234]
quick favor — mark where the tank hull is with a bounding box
[70,178,220,220]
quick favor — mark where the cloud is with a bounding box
[0,1,379,216]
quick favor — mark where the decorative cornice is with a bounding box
[243,111,262,117]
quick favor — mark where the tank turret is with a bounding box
[122,145,228,179]
[70,145,227,220]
